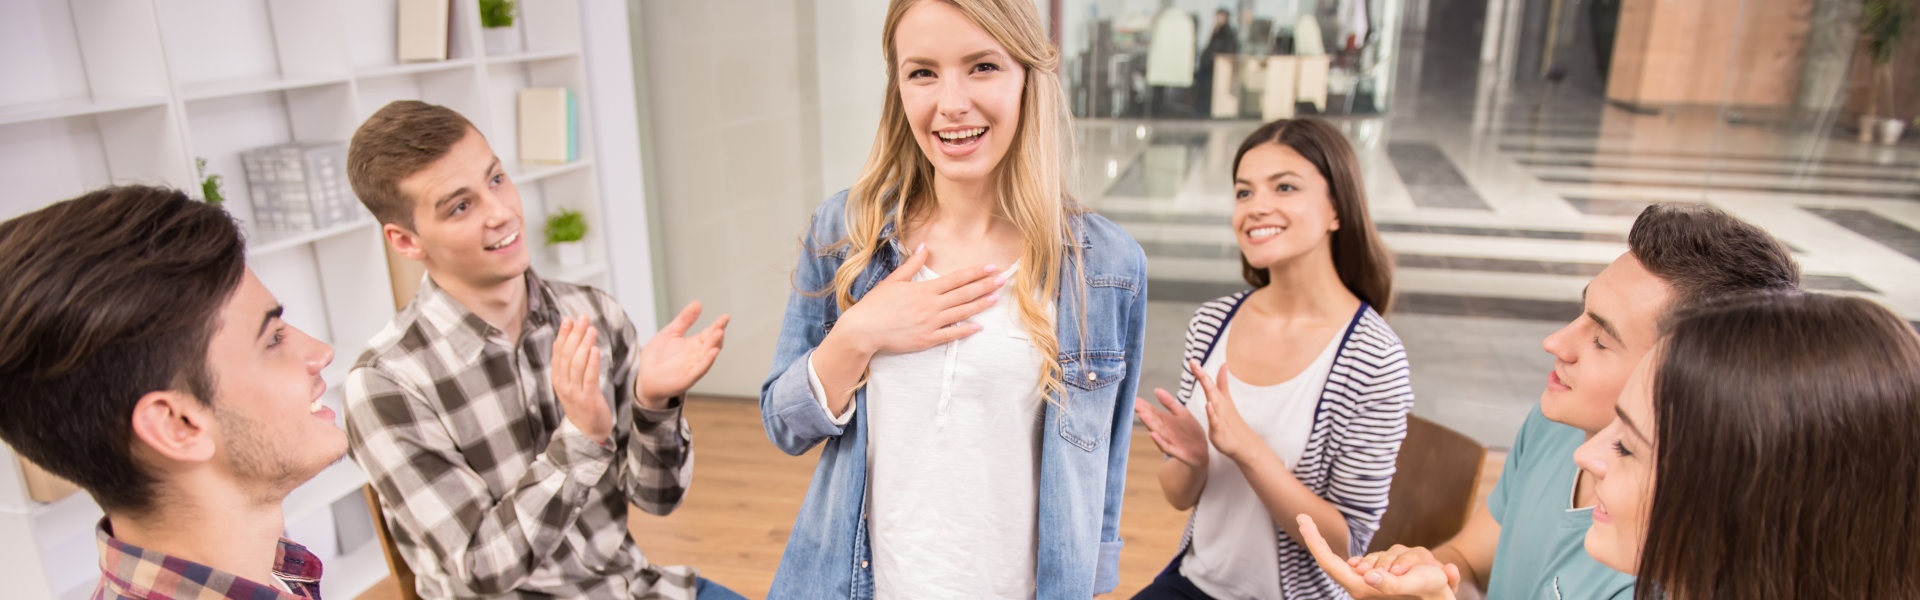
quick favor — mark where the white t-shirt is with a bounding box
[808,264,1049,600]
[1180,317,1343,600]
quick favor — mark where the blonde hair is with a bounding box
[828,0,1083,399]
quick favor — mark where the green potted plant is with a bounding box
[1862,0,1908,144]
[479,0,522,55]
[197,157,226,204]
[545,208,588,267]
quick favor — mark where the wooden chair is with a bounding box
[1369,415,1486,553]
[364,484,423,600]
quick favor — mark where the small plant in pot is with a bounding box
[1862,0,1909,144]
[479,0,522,54]
[197,157,226,204]
[545,208,588,267]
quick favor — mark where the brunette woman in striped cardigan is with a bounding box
[1133,118,1413,600]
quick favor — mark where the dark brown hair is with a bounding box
[1640,291,1920,598]
[348,100,478,229]
[0,186,245,515]
[1230,118,1394,313]
[1628,203,1799,321]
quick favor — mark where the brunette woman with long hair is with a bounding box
[1133,118,1412,599]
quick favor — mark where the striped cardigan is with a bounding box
[1174,291,1414,600]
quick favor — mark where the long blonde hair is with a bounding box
[829,0,1082,399]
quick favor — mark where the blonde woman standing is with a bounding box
[758,1,1147,598]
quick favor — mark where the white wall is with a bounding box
[812,2,888,193]
[635,0,824,398]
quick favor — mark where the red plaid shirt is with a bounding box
[91,518,324,600]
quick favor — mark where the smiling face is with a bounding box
[386,127,529,288]
[1573,350,1658,574]
[1231,142,1340,272]
[893,0,1026,190]
[1540,252,1672,433]
[203,269,345,497]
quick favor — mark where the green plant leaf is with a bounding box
[545,208,587,244]
[479,0,516,28]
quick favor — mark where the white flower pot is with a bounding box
[553,241,587,267]
[483,24,523,55]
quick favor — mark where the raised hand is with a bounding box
[1298,514,1459,600]
[832,244,1005,356]
[636,301,730,409]
[1134,388,1209,469]
[1191,360,1262,462]
[551,316,612,444]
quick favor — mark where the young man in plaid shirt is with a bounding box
[0,186,343,599]
[342,100,739,599]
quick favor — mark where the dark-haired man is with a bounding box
[1311,203,1801,598]
[341,100,739,599]
[0,186,343,599]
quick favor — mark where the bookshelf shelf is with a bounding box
[284,461,369,525]
[512,158,594,184]
[180,74,353,103]
[486,48,582,65]
[0,2,649,599]
[356,58,480,80]
[0,96,171,127]
[250,219,378,257]
[542,260,610,285]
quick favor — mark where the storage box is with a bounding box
[241,142,359,232]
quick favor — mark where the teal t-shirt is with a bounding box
[1485,406,1635,600]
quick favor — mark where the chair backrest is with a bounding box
[364,484,423,600]
[1369,415,1486,552]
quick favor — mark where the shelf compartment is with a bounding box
[282,461,367,524]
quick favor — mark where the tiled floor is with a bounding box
[1084,3,1920,448]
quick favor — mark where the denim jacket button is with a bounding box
[1088,372,1099,381]
[860,560,870,569]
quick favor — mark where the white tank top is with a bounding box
[1180,318,1343,600]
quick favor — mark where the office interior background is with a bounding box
[2,0,1916,598]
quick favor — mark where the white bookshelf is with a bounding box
[0,1,637,598]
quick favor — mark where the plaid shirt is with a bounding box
[92,518,323,600]
[344,271,697,599]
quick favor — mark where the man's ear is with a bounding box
[128,391,217,465]
[384,222,427,262]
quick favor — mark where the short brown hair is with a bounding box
[1641,291,1920,598]
[0,186,244,515]
[348,100,477,229]
[1231,118,1396,313]
[1627,203,1799,319]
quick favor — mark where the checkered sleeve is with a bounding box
[597,291,694,516]
[344,364,616,595]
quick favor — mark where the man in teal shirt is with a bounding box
[1316,203,1800,598]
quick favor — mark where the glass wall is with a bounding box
[1059,0,1406,119]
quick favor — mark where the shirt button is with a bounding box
[860,560,870,569]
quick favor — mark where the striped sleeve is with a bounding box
[1321,310,1414,551]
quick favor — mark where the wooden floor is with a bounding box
[358,396,1503,599]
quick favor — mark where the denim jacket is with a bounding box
[759,190,1148,599]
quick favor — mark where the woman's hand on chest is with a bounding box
[835,244,1009,356]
